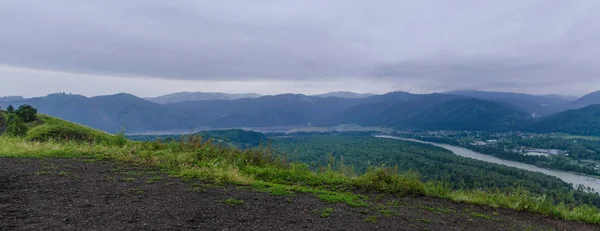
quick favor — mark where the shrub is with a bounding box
[4,114,28,137]
[353,167,425,196]
[113,131,127,147]
[0,113,6,128]
[15,104,37,122]
[6,105,14,113]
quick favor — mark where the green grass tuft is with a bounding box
[319,208,334,218]
[364,215,378,223]
[224,198,245,206]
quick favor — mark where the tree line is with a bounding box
[1,104,38,137]
[270,134,600,206]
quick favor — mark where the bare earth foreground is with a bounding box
[1,158,598,231]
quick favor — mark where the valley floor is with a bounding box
[0,158,598,231]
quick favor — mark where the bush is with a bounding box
[6,105,14,113]
[16,104,37,122]
[27,125,98,142]
[353,167,425,195]
[0,113,6,127]
[4,114,28,137]
[0,113,7,134]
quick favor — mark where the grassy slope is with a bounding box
[0,115,599,224]
[25,114,116,143]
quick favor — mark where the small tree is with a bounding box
[6,105,14,113]
[15,104,37,122]
[4,114,28,137]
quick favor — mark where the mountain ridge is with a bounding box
[2,90,599,136]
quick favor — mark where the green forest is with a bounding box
[397,131,600,176]
[270,134,600,206]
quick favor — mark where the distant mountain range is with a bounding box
[0,96,25,102]
[447,90,572,116]
[144,91,376,104]
[1,93,192,133]
[1,90,599,135]
[569,91,600,110]
[312,91,375,99]
[145,92,262,104]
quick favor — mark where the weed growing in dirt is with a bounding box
[422,206,455,214]
[470,212,495,221]
[319,208,334,218]
[146,176,163,184]
[120,177,136,182]
[35,170,71,176]
[364,215,378,223]
[127,188,144,195]
[224,198,244,206]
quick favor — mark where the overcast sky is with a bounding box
[1,0,599,97]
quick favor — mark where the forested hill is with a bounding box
[165,93,363,128]
[527,104,600,136]
[391,98,529,130]
[446,90,573,115]
[128,129,268,149]
[570,91,600,109]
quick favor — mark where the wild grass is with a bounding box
[318,208,334,218]
[1,129,600,224]
[224,198,245,206]
[24,115,115,143]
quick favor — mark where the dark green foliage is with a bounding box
[128,129,268,149]
[272,135,600,206]
[527,105,600,136]
[6,105,14,113]
[27,125,98,142]
[0,112,6,133]
[15,104,37,122]
[4,114,28,137]
[353,168,425,196]
[195,129,268,148]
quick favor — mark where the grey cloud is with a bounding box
[0,0,599,94]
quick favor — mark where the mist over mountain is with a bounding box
[0,96,25,102]
[446,90,574,116]
[312,91,375,99]
[569,91,600,109]
[145,92,262,104]
[165,94,363,128]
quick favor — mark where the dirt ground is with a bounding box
[1,157,598,231]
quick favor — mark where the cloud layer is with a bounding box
[1,0,599,96]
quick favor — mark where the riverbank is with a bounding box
[374,135,600,193]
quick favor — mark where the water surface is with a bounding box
[375,135,600,193]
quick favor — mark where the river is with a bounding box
[374,135,600,193]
